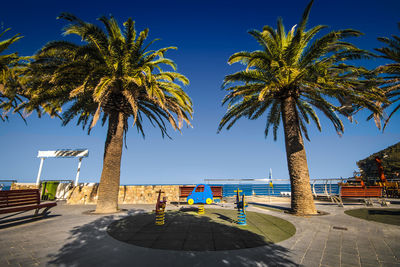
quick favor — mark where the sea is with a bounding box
[0,181,13,191]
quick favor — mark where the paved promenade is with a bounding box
[0,201,399,267]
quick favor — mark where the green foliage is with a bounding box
[357,142,400,179]
[22,14,193,138]
[0,26,25,122]
[374,23,400,131]
[218,0,384,140]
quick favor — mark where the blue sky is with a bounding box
[0,0,399,185]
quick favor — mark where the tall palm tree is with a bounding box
[24,14,193,213]
[218,0,383,215]
[0,27,24,121]
[374,22,400,131]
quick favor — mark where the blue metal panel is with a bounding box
[209,183,340,197]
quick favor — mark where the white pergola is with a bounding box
[36,149,89,186]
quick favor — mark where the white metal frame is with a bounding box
[36,149,89,186]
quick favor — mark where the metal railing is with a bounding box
[205,177,345,197]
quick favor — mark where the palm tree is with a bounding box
[0,27,24,121]
[24,14,193,213]
[218,0,382,215]
[374,22,400,131]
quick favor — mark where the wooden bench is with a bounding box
[179,185,223,204]
[331,186,385,207]
[0,189,57,215]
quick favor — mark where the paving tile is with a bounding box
[300,259,321,267]
[360,263,380,267]
[342,248,359,256]
[0,259,9,266]
[358,247,376,255]
[341,254,360,266]
[321,254,340,266]
[360,257,380,266]
[379,256,400,264]
[17,257,38,266]
[304,250,323,260]
[380,263,400,267]
[341,264,360,267]
[6,258,21,266]
[323,247,341,256]
[292,242,311,250]
[342,243,357,249]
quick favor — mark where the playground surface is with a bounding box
[1,200,400,267]
[108,208,296,250]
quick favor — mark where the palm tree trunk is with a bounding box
[95,111,125,213]
[281,96,317,215]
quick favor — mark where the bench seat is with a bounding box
[330,186,386,207]
[0,189,57,216]
[340,186,383,198]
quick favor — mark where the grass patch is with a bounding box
[344,208,400,226]
[205,209,296,243]
[250,203,286,213]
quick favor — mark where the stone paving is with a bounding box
[0,201,399,267]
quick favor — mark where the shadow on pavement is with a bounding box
[48,209,298,266]
[0,210,60,229]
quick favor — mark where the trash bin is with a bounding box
[41,181,60,200]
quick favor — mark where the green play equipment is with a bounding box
[41,181,60,200]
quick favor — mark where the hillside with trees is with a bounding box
[357,142,400,180]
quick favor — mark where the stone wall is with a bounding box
[65,184,183,205]
[10,183,39,190]
[10,183,187,205]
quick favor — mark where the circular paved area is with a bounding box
[107,208,295,251]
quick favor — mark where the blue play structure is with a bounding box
[235,188,248,225]
[187,184,214,205]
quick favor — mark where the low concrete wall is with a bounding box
[10,183,184,205]
[10,183,38,190]
[66,184,181,205]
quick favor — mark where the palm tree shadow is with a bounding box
[249,202,291,212]
[48,209,299,266]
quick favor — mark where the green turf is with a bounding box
[344,208,400,226]
[107,208,296,251]
[249,204,286,213]
[203,209,296,243]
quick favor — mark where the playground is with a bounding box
[1,183,400,266]
[1,201,400,266]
